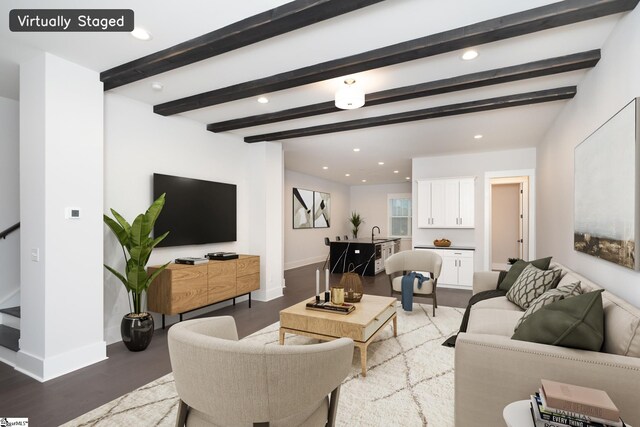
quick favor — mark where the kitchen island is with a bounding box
[329,237,400,276]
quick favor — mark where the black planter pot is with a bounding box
[121,313,154,352]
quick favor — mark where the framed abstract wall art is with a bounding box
[574,98,639,270]
[292,188,331,229]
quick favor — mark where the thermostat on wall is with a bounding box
[65,207,81,219]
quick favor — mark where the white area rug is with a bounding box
[64,302,463,427]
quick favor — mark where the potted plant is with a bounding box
[103,194,170,352]
[348,211,364,239]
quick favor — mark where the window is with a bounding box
[388,193,412,237]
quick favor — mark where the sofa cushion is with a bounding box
[512,290,605,351]
[467,308,523,337]
[513,281,582,332]
[473,296,522,312]
[506,265,562,309]
[391,276,434,294]
[498,256,552,291]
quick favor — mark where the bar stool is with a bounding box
[343,235,349,241]
[335,236,341,241]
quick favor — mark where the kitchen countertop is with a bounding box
[331,237,400,244]
[414,245,475,251]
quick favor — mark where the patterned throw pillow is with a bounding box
[513,281,582,332]
[506,264,562,309]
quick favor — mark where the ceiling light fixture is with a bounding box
[322,166,328,170]
[151,82,163,91]
[461,49,478,60]
[353,148,360,152]
[362,179,367,183]
[131,27,152,41]
[335,78,365,110]
[474,134,483,139]
[378,162,384,165]
[393,170,399,174]
[345,173,351,177]
[406,177,411,180]
[257,96,269,104]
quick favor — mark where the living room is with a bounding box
[1,0,640,426]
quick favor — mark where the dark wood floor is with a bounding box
[0,262,471,426]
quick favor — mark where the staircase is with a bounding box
[0,306,20,366]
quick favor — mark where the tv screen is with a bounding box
[153,173,237,247]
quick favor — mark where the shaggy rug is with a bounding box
[63,302,463,427]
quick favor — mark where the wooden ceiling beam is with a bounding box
[155,0,637,116]
[100,0,386,90]
[207,50,599,132]
[243,86,577,142]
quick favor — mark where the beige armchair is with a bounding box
[384,250,442,315]
[168,316,354,427]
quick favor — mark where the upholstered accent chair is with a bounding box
[385,250,442,315]
[168,316,354,427]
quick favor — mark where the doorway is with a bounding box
[483,169,535,271]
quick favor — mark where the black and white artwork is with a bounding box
[293,188,313,229]
[314,191,331,228]
[574,98,639,270]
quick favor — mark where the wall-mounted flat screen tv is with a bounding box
[153,173,237,247]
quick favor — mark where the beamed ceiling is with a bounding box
[2,0,639,185]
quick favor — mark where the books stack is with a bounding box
[528,379,629,427]
[175,257,209,265]
[305,299,355,315]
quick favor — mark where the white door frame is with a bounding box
[484,169,536,271]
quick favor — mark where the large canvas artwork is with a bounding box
[314,191,331,228]
[292,188,313,229]
[574,98,639,270]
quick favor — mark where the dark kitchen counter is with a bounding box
[331,237,400,244]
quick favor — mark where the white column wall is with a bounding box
[18,52,106,381]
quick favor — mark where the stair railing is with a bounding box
[0,222,20,240]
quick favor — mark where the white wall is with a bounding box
[284,170,350,270]
[18,53,105,381]
[412,148,536,270]
[104,93,284,343]
[350,183,412,249]
[537,6,640,307]
[0,96,20,309]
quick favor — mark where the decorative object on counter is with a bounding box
[103,193,170,352]
[433,238,451,247]
[331,285,345,305]
[348,211,364,238]
[341,265,364,302]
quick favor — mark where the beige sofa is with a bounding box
[455,262,640,427]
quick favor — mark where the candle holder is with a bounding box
[324,291,330,302]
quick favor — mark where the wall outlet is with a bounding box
[65,207,81,219]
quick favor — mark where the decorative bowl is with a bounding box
[433,238,451,247]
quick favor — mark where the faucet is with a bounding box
[371,226,381,241]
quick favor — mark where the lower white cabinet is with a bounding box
[416,248,474,289]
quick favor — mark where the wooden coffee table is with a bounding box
[279,294,397,376]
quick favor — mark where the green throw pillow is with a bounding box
[498,256,553,291]
[512,290,605,351]
[513,281,582,332]
[506,264,562,309]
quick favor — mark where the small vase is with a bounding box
[121,313,154,352]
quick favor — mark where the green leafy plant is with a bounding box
[508,257,519,265]
[348,211,364,239]
[103,194,170,315]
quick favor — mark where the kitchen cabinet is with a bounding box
[415,247,474,289]
[417,177,475,228]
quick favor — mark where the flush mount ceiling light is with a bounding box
[362,179,367,183]
[461,49,478,60]
[131,27,152,41]
[322,166,328,170]
[393,170,399,174]
[257,96,269,104]
[474,134,483,139]
[378,162,385,165]
[345,173,351,177]
[335,78,365,110]
[151,82,163,91]
[405,177,410,180]
[353,148,360,152]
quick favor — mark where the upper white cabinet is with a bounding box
[417,177,475,228]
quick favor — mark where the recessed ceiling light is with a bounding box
[257,96,269,104]
[378,162,384,165]
[474,134,483,139]
[322,166,328,170]
[345,173,350,177]
[405,177,410,180]
[131,27,152,41]
[151,82,163,91]
[393,170,399,174]
[362,179,367,183]
[353,148,360,152]
[461,49,478,60]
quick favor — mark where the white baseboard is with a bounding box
[284,255,326,271]
[16,341,107,382]
[438,283,472,291]
[253,286,283,302]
